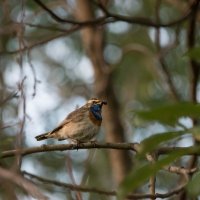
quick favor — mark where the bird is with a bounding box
[35,98,107,143]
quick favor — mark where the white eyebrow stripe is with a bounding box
[87,99,101,104]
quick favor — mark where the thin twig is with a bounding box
[147,153,157,200]
[1,1,198,56]
[27,50,39,97]
[0,25,81,55]
[188,1,200,103]
[164,165,197,175]
[33,0,198,28]
[155,0,180,101]
[65,152,83,200]
[13,22,77,32]
[0,91,18,106]
[33,0,107,25]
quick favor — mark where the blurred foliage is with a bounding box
[136,102,200,126]
[184,46,200,61]
[0,0,200,199]
[187,172,200,198]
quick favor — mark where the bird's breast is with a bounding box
[89,111,102,126]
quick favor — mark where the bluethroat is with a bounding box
[35,98,107,143]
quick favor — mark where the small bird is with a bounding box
[35,98,107,143]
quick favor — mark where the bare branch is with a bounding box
[165,165,197,175]
[188,1,200,103]
[1,0,198,56]
[96,0,198,27]
[0,25,81,55]
[23,170,186,199]
[147,153,157,199]
[0,142,139,158]
[0,91,19,106]
[0,167,48,200]
[33,0,199,28]
[155,0,180,101]
[13,22,78,32]
[33,0,107,25]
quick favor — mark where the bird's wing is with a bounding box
[49,106,88,134]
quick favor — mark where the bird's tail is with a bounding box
[35,132,49,141]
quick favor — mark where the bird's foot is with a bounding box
[70,139,80,151]
[75,140,83,151]
[90,140,97,148]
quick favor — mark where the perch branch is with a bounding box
[2,142,200,159]
[0,142,139,158]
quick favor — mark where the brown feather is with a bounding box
[49,106,88,135]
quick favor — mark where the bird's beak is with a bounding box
[101,100,107,106]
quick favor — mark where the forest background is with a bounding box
[1,0,200,200]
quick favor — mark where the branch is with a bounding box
[157,145,200,156]
[188,0,200,103]
[180,2,200,198]
[2,0,198,56]
[23,170,186,199]
[165,165,197,175]
[0,167,47,200]
[2,142,200,159]
[147,153,156,199]
[0,25,81,55]
[13,21,77,32]
[33,0,107,25]
[96,0,199,27]
[0,142,139,158]
[33,0,199,28]
[0,91,18,105]
[155,0,180,101]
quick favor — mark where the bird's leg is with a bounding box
[75,140,82,151]
[69,139,80,151]
[90,139,97,148]
[71,140,79,151]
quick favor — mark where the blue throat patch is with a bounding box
[90,104,102,120]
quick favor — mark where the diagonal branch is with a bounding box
[188,0,200,103]
[33,0,107,25]
[23,170,187,199]
[155,0,180,101]
[96,0,199,27]
[0,167,47,200]
[0,25,81,55]
[33,0,199,28]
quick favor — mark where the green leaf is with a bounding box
[184,47,200,61]
[118,146,200,200]
[136,102,200,126]
[139,130,188,156]
[187,172,200,197]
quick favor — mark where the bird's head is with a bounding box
[86,98,107,109]
[87,98,107,121]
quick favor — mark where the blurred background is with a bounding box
[0,0,200,199]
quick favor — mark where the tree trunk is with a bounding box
[74,0,132,185]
